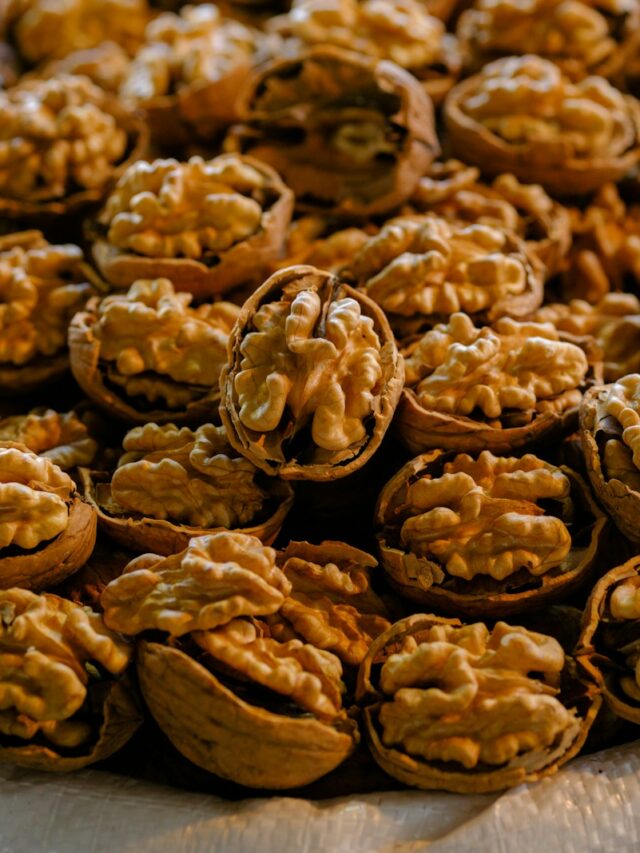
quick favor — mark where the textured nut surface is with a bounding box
[111,422,267,528]
[0,444,74,550]
[0,588,130,746]
[399,451,572,581]
[457,56,634,160]
[102,156,269,260]
[377,620,578,769]
[0,76,128,201]
[120,4,255,101]
[405,313,588,419]
[600,375,640,472]
[352,215,536,319]
[0,236,91,367]
[194,618,344,717]
[101,533,291,636]
[0,410,97,470]
[89,278,238,408]
[610,576,640,619]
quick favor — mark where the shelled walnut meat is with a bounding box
[0,443,96,590]
[92,154,293,297]
[0,408,98,470]
[408,161,571,279]
[69,277,240,424]
[444,55,640,196]
[0,588,140,770]
[357,614,599,792]
[375,450,606,616]
[270,0,461,103]
[274,216,374,274]
[350,214,543,336]
[80,422,294,554]
[220,265,404,480]
[396,312,597,454]
[225,46,439,217]
[120,4,261,142]
[0,231,92,393]
[580,374,640,541]
[101,533,359,788]
[0,74,147,216]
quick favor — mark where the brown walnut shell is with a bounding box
[374,450,607,617]
[91,155,294,299]
[580,383,640,543]
[355,613,600,793]
[577,557,640,725]
[0,676,142,772]
[79,467,294,555]
[225,45,439,218]
[395,332,603,455]
[137,639,359,789]
[68,303,221,426]
[444,73,640,197]
[0,96,148,224]
[220,264,404,481]
[0,495,96,592]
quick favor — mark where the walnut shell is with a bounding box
[374,450,607,617]
[577,557,640,725]
[91,155,294,299]
[79,467,294,555]
[220,264,404,480]
[137,639,359,788]
[0,677,142,772]
[444,61,640,197]
[356,613,600,793]
[580,382,640,543]
[225,45,439,218]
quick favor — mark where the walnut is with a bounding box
[0,75,129,202]
[69,278,239,424]
[359,613,600,791]
[101,532,291,636]
[0,408,97,469]
[92,154,293,297]
[0,232,91,392]
[0,587,139,769]
[351,215,543,332]
[194,618,344,718]
[275,216,373,274]
[273,541,391,665]
[534,294,640,381]
[225,46,439,217]
[270,0,460,103]
[408,162,571,278]
[444,55,640,195]
[29,42,132,93]
[457,0,637,81]
[220,265,404,480]
[12,0,149,64]
[375,449,606,616]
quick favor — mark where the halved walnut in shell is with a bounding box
[0,408,98,470]
[68,278,239,424]
[0,74,148,222]
[375,450,607,617]
[101,534,359,787]
[220,265,404,480]
[577,557,640,724]
[0,442,96,591]
[396,313,601,454]
[350,213,544,337]
[580,375,640,543]
[444,55,640,196]
[91,154,293,298]
[0,587,141,771]
[80,422,294,554]
[0,231,94,395]
[225,45,439,217]
[268,0,461,105]
[407,161,571,279]
[356,613,600,792]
